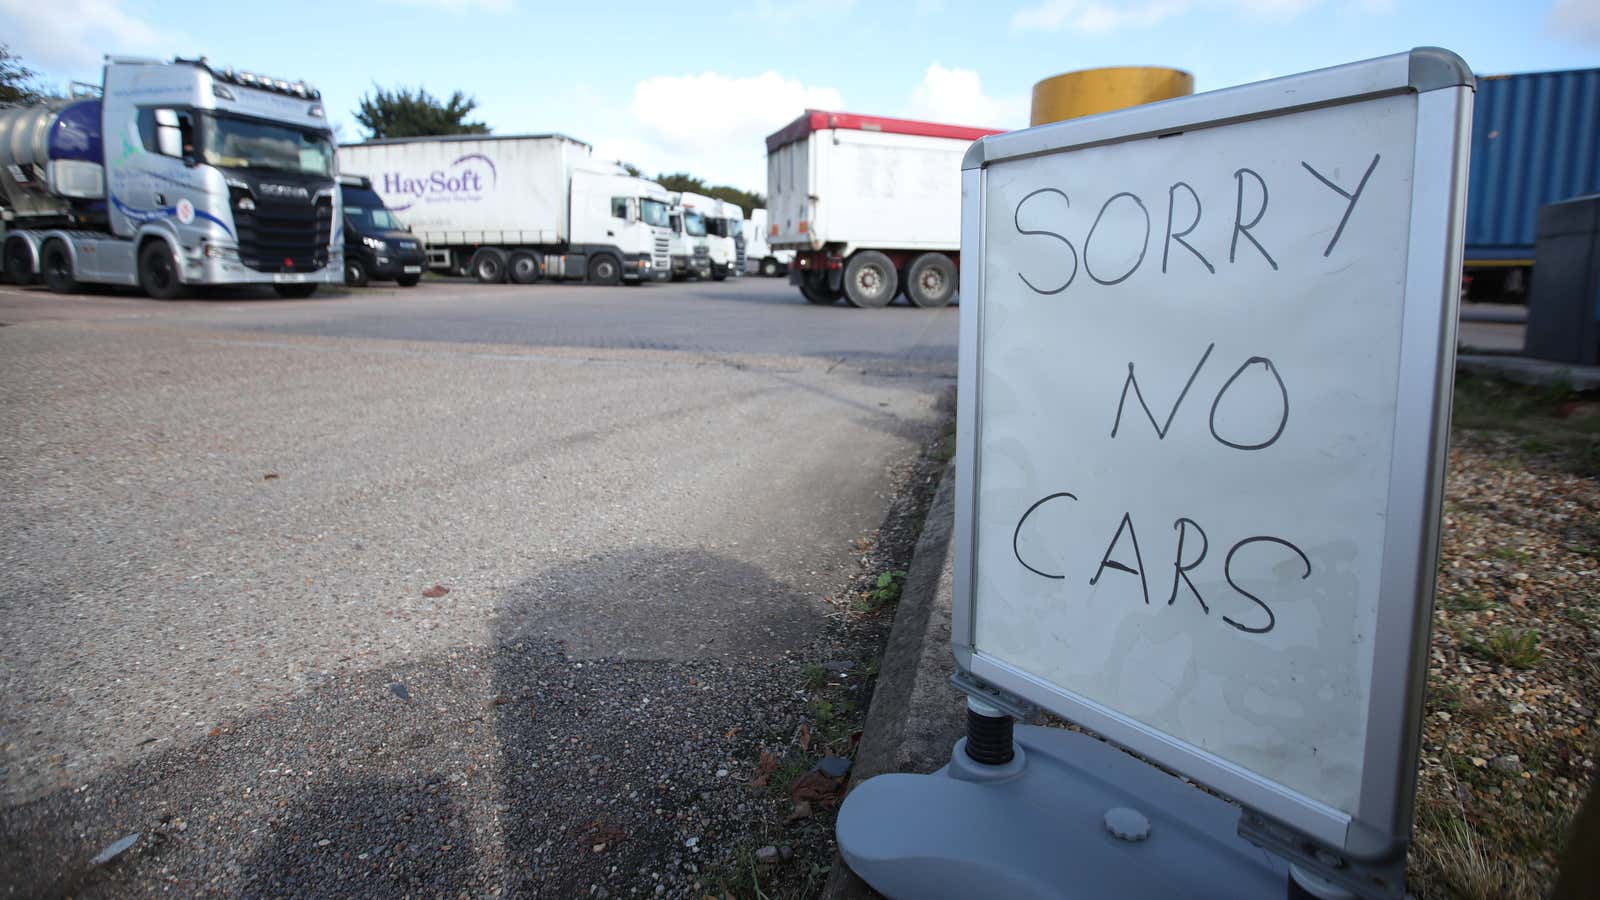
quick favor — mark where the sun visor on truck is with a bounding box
[48,101,103,164]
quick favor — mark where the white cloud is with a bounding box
[593,70,842,192]
[0,0,169,72]
[904,65,1029,129]
[1548,0,1600,44]
[1011,0,1325,33]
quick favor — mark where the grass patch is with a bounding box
[1413,812,1542,900]
[801,663,828,691]
[1442,590,1494,612]
[1452,373,1600,476]
[1483,628,1543,669]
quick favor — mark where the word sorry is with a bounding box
[1012,154,1380,294]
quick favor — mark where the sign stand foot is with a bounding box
[837,711,1291,899]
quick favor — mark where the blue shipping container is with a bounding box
[1466,67,1600,263]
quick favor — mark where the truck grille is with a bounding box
[693,244,709,259]
[233,194,332,273]
[654,234,671,271]
[734,235,746,271]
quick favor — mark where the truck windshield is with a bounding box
[685,211,707,237]
[343,188,404,231]
[640,198,669,228]
[200,113,334,176]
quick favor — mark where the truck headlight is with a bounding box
[362,236,386,251]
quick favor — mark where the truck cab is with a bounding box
[679,191,734,281]
[743,209,794,276]
[566,161,672,283]
[709,199,745,279]
[0,57,342,299]
[667,192,711,280]
[338,175,425,287]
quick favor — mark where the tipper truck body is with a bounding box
[1,56,342,299]
[336,134,671,285]
[766,109,1002,308]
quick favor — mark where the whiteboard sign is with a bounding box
[953,50,1473,856]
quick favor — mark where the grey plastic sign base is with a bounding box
[837,725,1287,900]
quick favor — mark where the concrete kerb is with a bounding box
[1456,354,1600,391]
[821,460,964,899]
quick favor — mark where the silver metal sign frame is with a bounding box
[952,48,1473,863]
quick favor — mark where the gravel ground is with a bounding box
[1409,378,1600,899]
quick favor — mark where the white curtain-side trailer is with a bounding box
[337,134,672,285]
[765,110,1002,307]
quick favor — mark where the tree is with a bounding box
[0,44,45,105]
[353,85,490,140]
[616,161,643,177]
[655,172,765,213]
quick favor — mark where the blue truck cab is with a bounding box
[337,175,425,287]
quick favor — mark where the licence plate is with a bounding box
[273,273,308,284]
[403,265,423,274]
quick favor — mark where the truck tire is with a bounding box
[396,273,422,287]
[273,284,319,299]
[799,279,839,305]
[508,251,541,284]
[843,251,897,308]
[711,264,728,282]
[760,258,779,277]
[588,254,621,285]
[4,238,36,285]
[470,248,507,284]
[138,241,188,300]
[344,258,369,287]
[42,241,79,294]
[905,252,957,308]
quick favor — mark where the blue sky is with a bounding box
[4,0,1596,192]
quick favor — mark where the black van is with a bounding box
[339,175,426,287]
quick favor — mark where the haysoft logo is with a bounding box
[381,154,497,211]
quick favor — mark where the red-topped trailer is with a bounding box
[765,110,1003,308]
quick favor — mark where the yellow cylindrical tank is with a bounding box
[1030,67,1194,127]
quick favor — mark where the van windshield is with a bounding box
[344,188,404,231]
[684,211,707,237]
[200,113,333,176]
[641,198,669,227]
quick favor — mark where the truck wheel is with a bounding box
[799,279,839,305]
[508,251,541,284]
[843,251,897,308]
[760,258,778,277]
[42,241,79,294]
[138,241,188,300]
[344,258,369,287]
[711,266,728,282]
[588,254,621,285]
[273,284,318,299]
[470,248,507,284]
[396,274,422,287]
[4,238,36,285]
[906,253,957,308]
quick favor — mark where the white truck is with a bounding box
[337,134,671,284]
[742,208,793,276]
[1,56,341,299]
[765,109,1002,307]
[666,191,710,280]
[674,190,739,281]
[708,198,745,279]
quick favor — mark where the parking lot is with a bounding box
[0,276,956,895]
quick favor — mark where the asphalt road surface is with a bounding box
[0,276,956,896]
